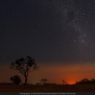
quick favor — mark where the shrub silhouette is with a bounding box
[10,56,37,85]
[76,79,95,85]
[10,75,21,85]
[76,79,89,84]
[91,79,95,83]
[40,78,48,85]
[62,80,67,85]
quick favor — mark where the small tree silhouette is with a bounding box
[62,80,67,85]
[40,78,48,85]
[11,56,37,85]
[10,75,21,85]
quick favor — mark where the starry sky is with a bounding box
[0,0,95,64]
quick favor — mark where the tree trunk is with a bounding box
[24,67,29,85]
[24,74,27,85]
[24,71,28,85]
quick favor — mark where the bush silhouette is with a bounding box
[40,78,48,85]
[76,79,95,85]
[62,80,67,85]
[10,75,21,85]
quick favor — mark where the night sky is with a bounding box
[0,0,95,64]
[1,0,95,84]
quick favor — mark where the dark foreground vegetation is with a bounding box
[0,83,95,92]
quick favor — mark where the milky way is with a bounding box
[50,0,95,62]
[0,0,95,63]
[53,0,88,45]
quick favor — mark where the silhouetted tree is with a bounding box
[10,75,21,85]
[11,56,37,85]
[62,80,67,85]
[40,78,48,85]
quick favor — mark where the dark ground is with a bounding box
[0,83,95,92]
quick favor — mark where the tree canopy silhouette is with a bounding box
[11,56,37,85]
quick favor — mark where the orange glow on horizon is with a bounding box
[0,62,95,84]
[67,80,76,85]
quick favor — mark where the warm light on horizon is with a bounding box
[0,62,95,84]
[67,80,76,85]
